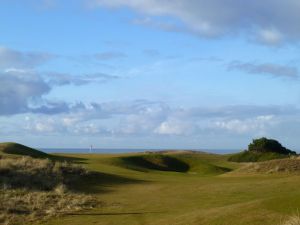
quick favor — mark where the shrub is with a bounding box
[248,137,296,155]
[228,138,296,162]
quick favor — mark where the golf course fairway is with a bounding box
[39,151,300,225]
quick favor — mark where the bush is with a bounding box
[228,138,297,162]
[248,137,296,155]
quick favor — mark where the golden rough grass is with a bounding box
[282,215,300,225]
[0,189,97,225]
[232,158,300,174]
[0,156,98,225]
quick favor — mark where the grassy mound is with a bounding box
[117,154,190,172]
[108,152,234,175]
[228,150,289,162]
[170,153,234,175]
[236,158,300,174]
[0,142,49,158]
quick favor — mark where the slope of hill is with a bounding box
[0,142,49,158]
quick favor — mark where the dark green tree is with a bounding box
[248,137,296,155]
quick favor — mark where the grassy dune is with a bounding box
[0,142,49,158]
[36,152,300,225]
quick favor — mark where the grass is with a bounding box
[2,145,300,225]
[37,151,300,225]
[0,143,49,158]
[115,154,190,172]
[233,157,300,174]
[0,156,98,225]
[282,215,300,225]
[0,156,87,190]
[0,189,96,225]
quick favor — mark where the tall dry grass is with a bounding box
[0,156,98,225]
[281,215,300,225]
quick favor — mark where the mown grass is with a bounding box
[39,151,300,225]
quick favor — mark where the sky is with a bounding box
[1,0,300,150]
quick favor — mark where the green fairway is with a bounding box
[37,151,300,225]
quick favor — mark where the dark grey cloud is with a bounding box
[0,69,120,116]
[0,70,51,115]
[90,0,300,45]
[228,61,299,78]
[0,46,55,68]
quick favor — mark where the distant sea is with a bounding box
[40,148,240,154]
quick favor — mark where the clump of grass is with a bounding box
[0,189,97,225]
[0,156,98,225]
[0,156,87,190]
[281,215,300,225]
[235,158,300,174]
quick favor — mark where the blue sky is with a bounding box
[1,0,300,150]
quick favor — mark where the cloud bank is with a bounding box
[90,0,300,45]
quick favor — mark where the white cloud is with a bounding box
[17,101,298,140]
[257,28,284,46]
[214,115,275,134]
[154,120,191,135]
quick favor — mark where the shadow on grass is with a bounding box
[118,155,190,172]
[49,154,88,164]
[71,171,147,194]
